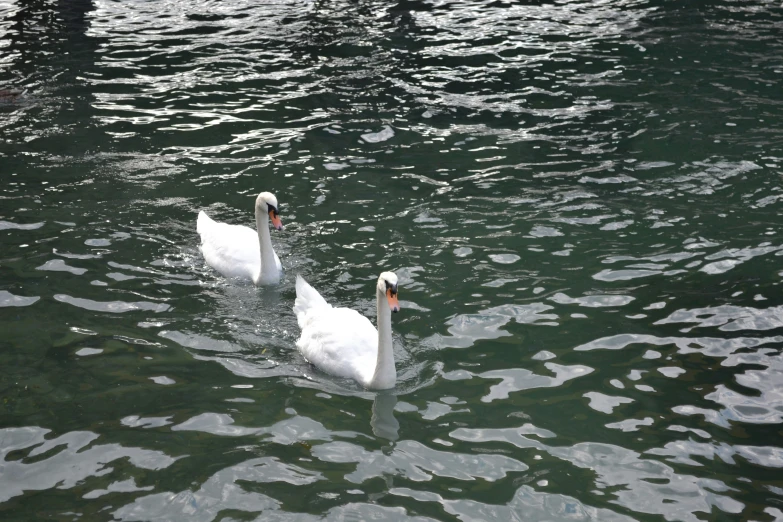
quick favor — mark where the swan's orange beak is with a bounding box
[386,289,400,313]
[269,210,283,231]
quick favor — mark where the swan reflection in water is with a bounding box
[370,390,399,442]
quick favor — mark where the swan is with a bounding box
[294,272,400,390]
[196,192,283,285]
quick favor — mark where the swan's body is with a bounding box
[197,192,283,285]
[294,272,400,390]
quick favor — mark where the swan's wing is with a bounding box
[294,275,331,327]
[197,211,259,279]
[296,305,377,382]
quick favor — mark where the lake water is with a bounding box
[2,0,783,520]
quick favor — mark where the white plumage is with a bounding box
[294,272,400,390]
[197,192,283,285]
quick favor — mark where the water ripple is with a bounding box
[114,457,321,522]
[3,0,783,519]
[0,426,177,504]
[313,439,526,483]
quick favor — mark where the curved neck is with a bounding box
[370,287,396,389]
[254,206,278,284]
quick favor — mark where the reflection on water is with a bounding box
[2,0,783,520]
[114,457,321,522]
[0,426,177,504]
[371,391,400,441]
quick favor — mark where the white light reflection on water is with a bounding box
[2,0,783,520]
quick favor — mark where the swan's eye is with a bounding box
[384,280,398,295]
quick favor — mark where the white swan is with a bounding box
[197,192,283,285]
[294,272,400,390]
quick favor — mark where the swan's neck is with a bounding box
[369,288,396,389]
[254,207,278,284]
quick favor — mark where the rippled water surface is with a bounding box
[2,0,783,520]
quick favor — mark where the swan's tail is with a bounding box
[294,275,330,328]
[196,210,214,237]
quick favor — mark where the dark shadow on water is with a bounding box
[1,0,96,85]
[0,0,102,162]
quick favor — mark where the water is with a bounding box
[2,0,783,520]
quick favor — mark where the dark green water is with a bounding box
[2,0,783,520]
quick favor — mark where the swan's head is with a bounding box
[256,192,283,231]
[378,271,400,313]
